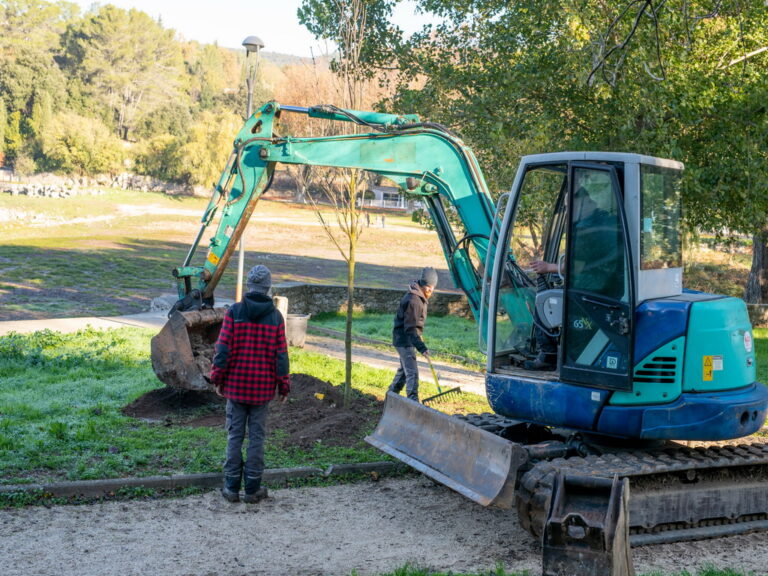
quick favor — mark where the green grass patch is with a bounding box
[754,327,768,385]
[641,569,757,576]
[291,348,489,416]
[311,311,485,367]
[0,326,489,487]
[355,566,755,576]
[360,567,516,576]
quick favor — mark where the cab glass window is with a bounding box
[493,164,566,357]
[640,165,682,269]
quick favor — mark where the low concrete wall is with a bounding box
[272,283,471,318]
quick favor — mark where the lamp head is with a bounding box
[242,35,265,53]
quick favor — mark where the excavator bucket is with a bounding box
[366,392,528,507]
[150,308,228,391]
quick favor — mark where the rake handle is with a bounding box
[425,353,443,394]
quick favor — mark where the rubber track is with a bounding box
[516,442,768,543]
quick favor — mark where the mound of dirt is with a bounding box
[269,373,381,448]
[122,386,223,425]
[122,374,383,448]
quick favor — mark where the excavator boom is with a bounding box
[152,101,501,390]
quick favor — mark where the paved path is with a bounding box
[0,311,487,397]
[0,311,170,335]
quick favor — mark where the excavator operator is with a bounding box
[524,175,614,370]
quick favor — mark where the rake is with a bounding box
[422,354,462,404]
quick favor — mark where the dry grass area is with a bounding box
[0,190,450,320]
[0,187,757,319]
[684,245,752,298]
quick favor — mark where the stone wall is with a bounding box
[271,283,471,318]
[747,305,768,328]
[1,172,205,198]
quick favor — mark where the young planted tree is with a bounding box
[305,168,369,406]
[278,61,337,203]
[299,0,399,406]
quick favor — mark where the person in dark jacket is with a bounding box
[389,267,438,402]
[210,265,290,503]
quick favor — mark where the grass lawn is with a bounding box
[311,310,485,367]
[0,190,450,320]
[2,320,765,489]
[0,325,489,487]
[374,567,755,576]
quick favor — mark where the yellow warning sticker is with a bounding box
[207,252,220,265]
[703,355,713,381]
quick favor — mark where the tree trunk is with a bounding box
[294,181,306,204]
[745,230,768,304]
[344,244,355,408]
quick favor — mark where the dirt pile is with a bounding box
[122,386,222,425]
[269,373,381,448]
[122,373,382,448]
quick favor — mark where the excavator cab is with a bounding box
[492,157,641,391]
[481,152,765,440]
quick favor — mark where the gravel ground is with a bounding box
[2,477,767,576]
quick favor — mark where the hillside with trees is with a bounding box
[0,0,343,188]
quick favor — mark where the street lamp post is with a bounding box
[235,35,265,302]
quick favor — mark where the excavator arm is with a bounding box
[173,101,498,319]
[152,101,519,390]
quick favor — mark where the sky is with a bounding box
[74,0,438,58]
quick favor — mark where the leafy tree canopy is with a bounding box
[298,0,402,81]
[387,1,767,239]
[59,4,184,140]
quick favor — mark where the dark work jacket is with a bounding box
[392,282,428,353]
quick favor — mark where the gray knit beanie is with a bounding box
[419,267,438,289]
[246,265,272,294]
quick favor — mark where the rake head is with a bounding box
[422,386,462,404]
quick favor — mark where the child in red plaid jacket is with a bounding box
[210,265,289,503]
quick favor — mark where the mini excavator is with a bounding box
[151,102,768,573]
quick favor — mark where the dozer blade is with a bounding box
[150,308,228,391]
[366,392,528,507]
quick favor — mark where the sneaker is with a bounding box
[242,487,268,504]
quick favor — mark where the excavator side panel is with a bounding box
[365,392,528,507]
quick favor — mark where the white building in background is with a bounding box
[364,184,423,212]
